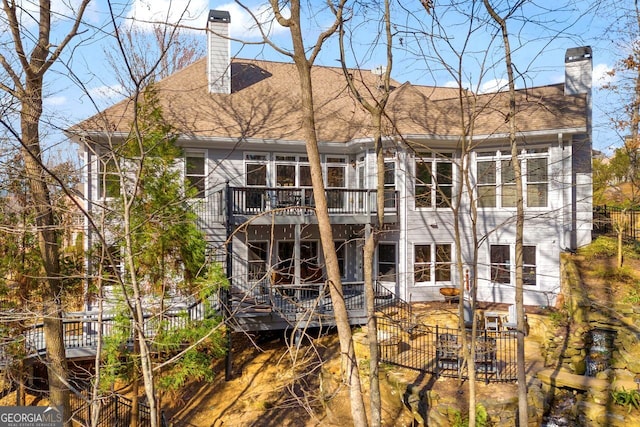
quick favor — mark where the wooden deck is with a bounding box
[0,284,381,366]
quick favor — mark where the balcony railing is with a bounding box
[0,295,220,360]
[186,186,398,229]
[228,186,398,216]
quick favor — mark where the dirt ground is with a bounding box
[572,254,640,304]
[160,301,547,427]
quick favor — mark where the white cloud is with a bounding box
[125,0,286,39]
[88,84,126,103]
[126,0,210,31]
[592,63,615,88]
[478,78,509,94]
[3,0,91,28]
[217,2,288,39]
[44,95,67,106]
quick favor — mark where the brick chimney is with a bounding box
[564,46,592,96]
[207,10,231,94]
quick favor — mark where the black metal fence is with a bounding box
[70,389,152,427]
[377,317,518,383]
[593,205,640,241]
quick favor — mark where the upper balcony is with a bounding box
[192,186,399,228]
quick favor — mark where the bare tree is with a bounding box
[263,1,368,425]
[483,1,528,425]
[336,1,397,423]
[600,0,640,207]
[0,1,91,423]
[104,21,205,94]
[69,5,227,426]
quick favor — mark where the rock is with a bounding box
[564,347,582,357]
[616,348,640,374]
[570,355,587,375]
[615,304,635,315]
[577,400,605,424]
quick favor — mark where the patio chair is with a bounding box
[484,311,501,332]
[502,304,527,334]
[475,336,499,379]
[437,333,461,374]
[463,299,473,330]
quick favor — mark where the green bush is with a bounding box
[578,236,640,261]
[548,308,568,328]
[624,284,640,304]
[611,388,640,413]
[450,404,489,427]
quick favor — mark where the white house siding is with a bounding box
[395,135,584,306]
[202,147,245,188]
[138,132,586,308]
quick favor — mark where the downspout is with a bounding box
[224,181,233,380]
[84,143,92,312]
[399,147,408,301]
[559,133,567,250]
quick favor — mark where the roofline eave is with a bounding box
[67,126,587,149]
[399,126,588,143]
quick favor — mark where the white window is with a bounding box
[272,154,311,188]
[275,154,296,187]
[526,156,548,207]
[377,243,397,282]
[477,160,496,207]
[490,245,510,284]
[245,153,268,210]
[414,153,453,208]
[384,159,396,208]
[245,153,268,186]
[523,246,537,286]
[501,159,516,207]
[490,244,537,286]
[326,156,347,209]
[185,151,206,198]
[414,243,452,284]
[476,149,548,208]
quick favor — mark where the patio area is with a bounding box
[375,301,536,383]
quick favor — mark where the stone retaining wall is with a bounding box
[534,253,640,426]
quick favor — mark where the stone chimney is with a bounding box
[564,46,592,96]
[207,10,231,94]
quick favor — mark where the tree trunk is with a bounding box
[296,59,368,427]
[271,1,367,425]
[130,337,140,427]
[124,218,158,427]
[15,358,26,407]
[366,112,385,427]
[21,84,71,425]
[483,1,529,425]
[363,229,380,426]
[2,1,90,423]
[618,226,624,268]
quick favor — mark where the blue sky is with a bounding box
[24,0,630,157]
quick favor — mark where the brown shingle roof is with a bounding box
[72,58,587,142]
